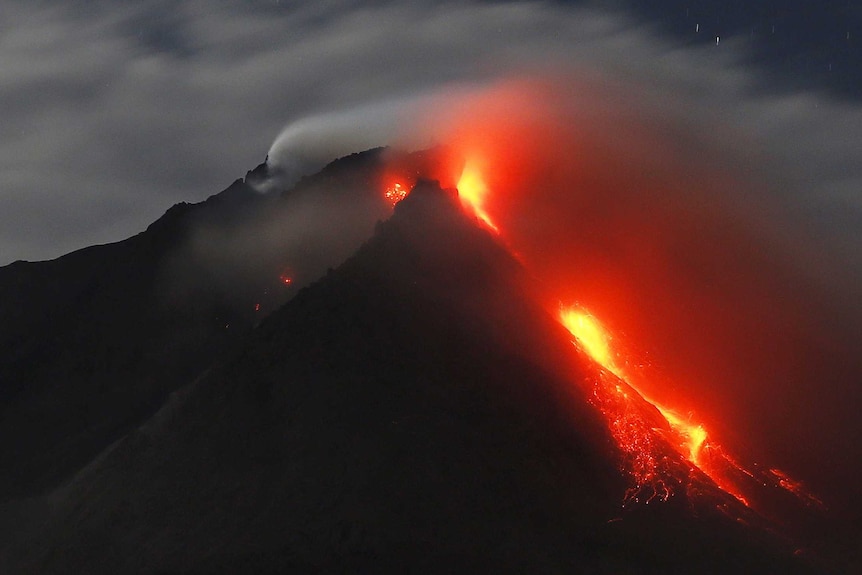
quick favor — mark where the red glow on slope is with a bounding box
[385,182,408,206]
[558,303,820,509]
[561,307,739,504]
[430,136,819,511]
[559,303,824,511]
[456,159,499,232]
[380,147,457,209]
[389,77,830,518]
[561,309,711,464]
[560,309,614,368]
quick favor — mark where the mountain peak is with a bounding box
[243,157,270,188]
[393,178,458,214]
[0,152,827,574]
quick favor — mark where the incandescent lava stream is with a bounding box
[379,144,825,531]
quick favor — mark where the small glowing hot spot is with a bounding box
[385,182,408,206]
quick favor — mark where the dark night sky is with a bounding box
[1,0,860,267]
[626,0,862,94]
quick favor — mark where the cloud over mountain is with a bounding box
[3,0,861,280]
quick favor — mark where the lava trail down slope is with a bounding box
[0,179,823,574]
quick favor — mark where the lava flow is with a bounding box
[455,159,499,233]
[384,146,825,515]
[557,304,830,515]
[560,307,750,506]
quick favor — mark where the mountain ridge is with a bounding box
[0,148,392,501]
[1,178,819,574]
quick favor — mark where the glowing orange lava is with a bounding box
[560,305,750,504]
[658,406,707,465]
[383,143,821,514]
[456,160,499,232]
[385,182,408,206]
[560,310,615,370]
[561,310,709,468]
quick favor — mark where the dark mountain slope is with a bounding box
[3,182,816,574]
[0,178,263,499]
[0,148,391,500]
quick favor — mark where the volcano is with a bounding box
[0,158,841,573]
[0,149,391,502]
